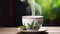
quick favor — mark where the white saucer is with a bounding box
[17,27,47,32]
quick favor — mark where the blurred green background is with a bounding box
[35,0,60,26]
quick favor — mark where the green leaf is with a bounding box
[27,23,31,27]
[18,26,25,30]
[27,21,34,29]
[31,21,34,27]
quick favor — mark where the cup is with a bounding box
[22,16,43,30]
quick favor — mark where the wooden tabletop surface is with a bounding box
[0,27,60,34]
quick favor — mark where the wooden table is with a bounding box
[0,27,60,34]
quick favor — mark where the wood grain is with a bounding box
[0,27,60,34]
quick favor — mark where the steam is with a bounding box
[27,0,42,16]
[27,0,35,16]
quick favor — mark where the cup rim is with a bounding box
[22,16,43,19]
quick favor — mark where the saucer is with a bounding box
[17,27,47,32]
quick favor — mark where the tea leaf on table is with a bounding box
[19,26,25,30]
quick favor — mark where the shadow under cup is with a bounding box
[22,16,43,30]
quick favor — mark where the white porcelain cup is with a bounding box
[22,16,43,30]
